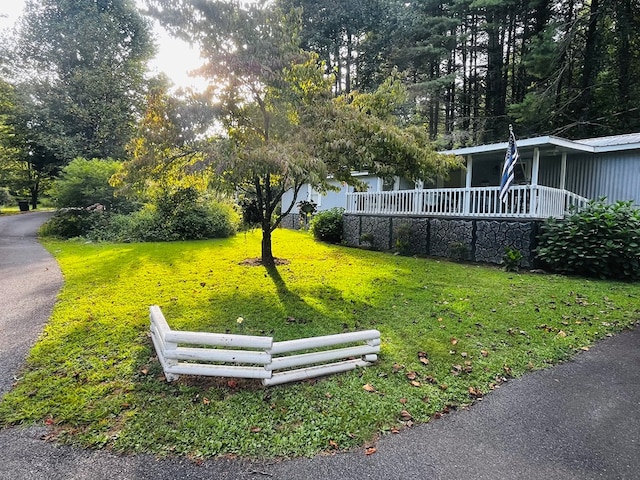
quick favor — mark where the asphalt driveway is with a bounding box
[0,212,638,480]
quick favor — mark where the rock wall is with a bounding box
[279,213,304,230]
[342,214,540,267]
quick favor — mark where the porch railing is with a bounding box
[346,185,589,219]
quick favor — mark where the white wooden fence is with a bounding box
[149,305,380,386]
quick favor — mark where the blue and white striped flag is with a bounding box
[499,125,519,203]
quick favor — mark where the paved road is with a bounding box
[0,213,639,480]
[0,211,62,396]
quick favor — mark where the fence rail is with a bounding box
[346,186,589,219]
[150,306,380,386]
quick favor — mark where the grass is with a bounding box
[0,228,638,458]
[0,206,23,215]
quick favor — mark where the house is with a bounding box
[280,132,640,265]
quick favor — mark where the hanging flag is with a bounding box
[499,125,519,203]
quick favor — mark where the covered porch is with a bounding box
[346,136,591,219]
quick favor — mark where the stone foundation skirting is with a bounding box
[342,214,540,267]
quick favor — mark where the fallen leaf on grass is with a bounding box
[410,381,421,387]
[250,427,261,433]
[400,410,413,421]
[580,346,590,351]
[140,368,149,375]
[363,384,376,393]
[399,398,407,404]
[480,350,489,357]
[406,371,417,380]
[451,338,458,345]
[329,440,339,449]
[419,357,430,365]
[392,363,405,373]
[557,330,567,338]
[468,386,483,398]
[202,397,210,405]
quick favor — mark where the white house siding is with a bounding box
[538,155,562,188]
[566,152,640,205]
[281,176,380,214]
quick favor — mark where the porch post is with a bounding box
[463,155,473,214]
[530,147,540,216]
[414,180,424,214]
[559,152,567,190]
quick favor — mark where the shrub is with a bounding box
[310,208,344,243]
[51,158,131,211]
[44,188,239,242]
[395,223,413,255]
[40,208,96,238]
[238,197,262,228]
[152,188,238,241]
[0,187,12,206]
[502,247,523,272]
[536,199,640,281]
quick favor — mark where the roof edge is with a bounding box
[442,135,596,156]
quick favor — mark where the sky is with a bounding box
[0,0,206,91]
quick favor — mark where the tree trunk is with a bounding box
[261,222,275,268]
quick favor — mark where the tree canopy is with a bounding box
[132,0,459,266]
[284,0,640,144]
[0,0,155,207]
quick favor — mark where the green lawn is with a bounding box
[1,229,638,458]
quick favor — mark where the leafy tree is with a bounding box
[140,0,459,267]
[0,77,59,208]
[3,0,155,164]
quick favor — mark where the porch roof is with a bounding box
[443,132,640,157]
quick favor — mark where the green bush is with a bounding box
[395,223,413,255]
[51,157,135,212]
[43,188,239,242]
[502,247,523,272]
[40,208,96,238]
[536,199,640,281]
[309,208,344,243]
[0,187,12,206]
[151,188,238,241]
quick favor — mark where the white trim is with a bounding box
[444,135,597,156]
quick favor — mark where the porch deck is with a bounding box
[346,185,588,219]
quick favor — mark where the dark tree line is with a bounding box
[283,0,640,144]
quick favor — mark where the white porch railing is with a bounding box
[346,185,588,219]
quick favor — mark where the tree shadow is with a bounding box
[264,264,309,318]
[263,264,376,332]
